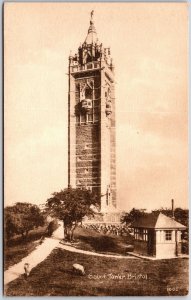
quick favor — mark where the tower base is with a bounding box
[103,212,121,223]
[83,212,121,224]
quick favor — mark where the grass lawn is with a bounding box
[72,226,134,255]
[5,247,188,296]
[4,226,47,270]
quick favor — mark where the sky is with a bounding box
[4,2,188,211]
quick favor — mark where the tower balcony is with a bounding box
[71,61,100,73]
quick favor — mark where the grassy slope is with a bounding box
[4,226,47,270]
[5,247,188,296]
[73,226,134,255]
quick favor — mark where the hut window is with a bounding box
[134,228,138,240]
[139,229,143,240]
[143,229,148,241]
[139,229,144,240]
[165,230,172,241]
[134,228,148,241]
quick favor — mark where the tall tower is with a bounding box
[68,11,117,215]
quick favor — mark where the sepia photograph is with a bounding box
[4,2,188,296]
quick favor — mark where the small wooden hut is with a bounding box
[131,212,186,258]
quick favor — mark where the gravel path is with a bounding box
[4,223,64,285]
[4,225,137,286]
[58,243,138,259]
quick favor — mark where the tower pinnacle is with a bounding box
[85,10,97,44]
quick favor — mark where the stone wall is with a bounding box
[76,124,101,197]
[110,81,117,207]
[69,63,117,212]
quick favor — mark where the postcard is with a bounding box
[4,2,188,296]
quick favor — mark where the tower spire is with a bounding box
[84,10,98,44]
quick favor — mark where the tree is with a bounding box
[45,187,99,241]
[121,207,188,227]
[121,208,147,226]
[152,207,189,227]
[4,202,45,240]
[4,210,18,241]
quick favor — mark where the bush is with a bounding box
[5,202,45,241]
[47,220,59,236]
[182,242,189,254]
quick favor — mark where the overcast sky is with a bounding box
[4,2,188,211]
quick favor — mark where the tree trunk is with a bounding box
[70,223,77,241]
[67,226,73,241]
[63,222,68,239]
[64,223,77,242]
[63,223,70,241]
[64,228,67,238]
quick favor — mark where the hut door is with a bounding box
[175,230,178,256]
[148,230,154,256]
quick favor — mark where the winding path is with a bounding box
[58,243,138,259]
[4,224,64,285]
[4,225,137,286]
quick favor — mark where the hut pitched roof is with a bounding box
[131,212,186,229]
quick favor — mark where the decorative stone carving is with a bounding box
[79,79,94,101]
[105,101,112,116]
[105,85,112,117]
[78,79,94,113]
[79,81,87,100]
[81,99,92,113]
[106,185,112,206]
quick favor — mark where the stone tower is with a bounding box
[68,11,117,216]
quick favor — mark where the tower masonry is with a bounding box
[68,11,118,219]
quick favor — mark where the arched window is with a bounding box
[85,88,92,99]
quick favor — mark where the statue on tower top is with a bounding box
[69,11,114,70]
[90,10,94,21]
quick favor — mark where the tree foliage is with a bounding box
[5,202,45,240]
[45,187,99,241]
[121,208,147,226]
[152,207,189,227]
[121,207,189,229]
